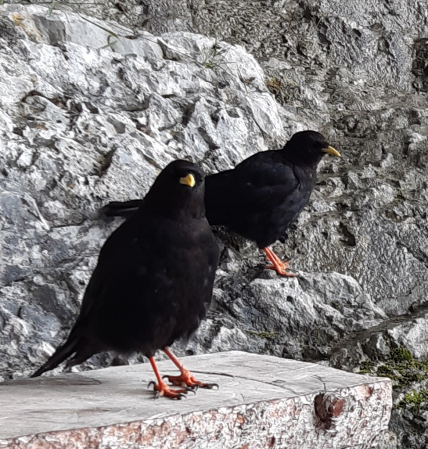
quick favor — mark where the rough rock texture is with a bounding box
[1,2,428,447]
[0,352,392,449]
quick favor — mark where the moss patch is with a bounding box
[247,331,277,339]
[266,77,299,104]
[359,359,376,374]
[359,348,428,388]
[398,389,428,414]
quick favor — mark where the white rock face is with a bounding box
[0,3,318,379]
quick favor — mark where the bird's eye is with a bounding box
[179,174,196,187]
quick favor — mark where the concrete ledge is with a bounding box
[0,351,391,448]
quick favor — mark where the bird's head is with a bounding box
[282,131,340,168]
[145,160,206,217]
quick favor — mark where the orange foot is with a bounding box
[164,368,219,390]
[148,379,187,400]
[263,247,296,277]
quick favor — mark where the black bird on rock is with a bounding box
[32,160,220,399]
[103,131,340,276]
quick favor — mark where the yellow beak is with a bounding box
[179,174,196,187]
[322,146,341,157]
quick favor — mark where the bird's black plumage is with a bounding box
[204,131,339,248]
[32,160,220,393]
[102,131,340,276]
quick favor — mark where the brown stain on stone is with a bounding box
[357,384,374,400]
[331,398,346,417]
[11,13,24,26]
[8,12,43,42]
[236,413,247,426]
[314,393,347,430]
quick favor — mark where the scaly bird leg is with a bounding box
[148,356,187,399]
[263,247,296,277]
[162,347,218,390]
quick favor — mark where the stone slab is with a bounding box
[0,351,392,448]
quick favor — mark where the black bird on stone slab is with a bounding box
[32,160,220,399]
[103,131,340,276]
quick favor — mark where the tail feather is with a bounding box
[64,345,96,369]
[101,200,143,219]
[31,337,79,378]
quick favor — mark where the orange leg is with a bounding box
[163,347,218,390]
[263,247,295,277]
[148,357,187,399]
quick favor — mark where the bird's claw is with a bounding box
[154,390,186,400]
[265,263,296,277]
[185,386,197,395]
[164,370,218,390]
[203,382,219,390]
[170,392,187,400]
[148,379,187,399]
[266,259,290,269]
[263,248,296,277]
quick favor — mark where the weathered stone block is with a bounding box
[0,351,391,448]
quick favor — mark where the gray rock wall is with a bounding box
[0,2,311,378]
[1,2,428,447]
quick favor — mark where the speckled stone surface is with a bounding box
[0,351,391,448]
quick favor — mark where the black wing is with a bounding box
[101,199,144,219]
[205,151,299,225]
[78,211,218,348]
